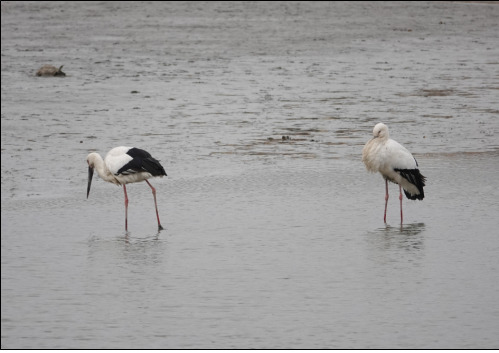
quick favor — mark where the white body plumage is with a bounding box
[362,125,422,198]
[87,146,158,186]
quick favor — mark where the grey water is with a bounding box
[2,1,499,349]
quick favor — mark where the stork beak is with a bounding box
[87,166,94,198]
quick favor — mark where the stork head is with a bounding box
[373,123,389,140]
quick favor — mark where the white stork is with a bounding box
[362,123,426,224]
[86,146,167,231]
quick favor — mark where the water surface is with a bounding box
[2,1,499,349]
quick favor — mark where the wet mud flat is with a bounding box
[2,1,499,349]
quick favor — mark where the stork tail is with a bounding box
[395,168,426,200]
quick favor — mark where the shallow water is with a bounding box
[2,1,499,349]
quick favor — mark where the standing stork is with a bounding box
[86,146,167,231]
[362,123,426,224]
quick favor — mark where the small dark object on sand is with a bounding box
[36,65,66,77]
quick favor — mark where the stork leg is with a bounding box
[145,180,163,231]
[384,179,389,223]
[123,185,129,231]
[399,184,403,224]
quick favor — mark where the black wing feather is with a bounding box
[117,147,167,176]
[394,168,426,200]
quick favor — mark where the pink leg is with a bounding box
[123,185,129,231]
[384,179,389,223]
[145,180,163,230]
[399,184,403,224]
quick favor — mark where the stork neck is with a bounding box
[89,153,116,183]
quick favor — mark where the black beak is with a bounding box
[87,167,94,198]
